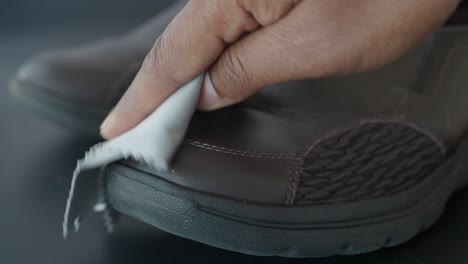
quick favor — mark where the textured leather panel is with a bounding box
[294,122,445,205]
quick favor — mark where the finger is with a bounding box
[100,0,260,139]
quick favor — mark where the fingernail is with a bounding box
[199,72,233,111]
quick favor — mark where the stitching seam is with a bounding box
[186,140,297,160]
[285,157,303,205]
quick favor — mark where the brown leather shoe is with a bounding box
[9,1,185,137]
[105,26,468,257]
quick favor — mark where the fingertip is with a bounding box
[99,111,132,140]
[99,113,118,140]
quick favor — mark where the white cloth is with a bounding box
[63,73,204,238]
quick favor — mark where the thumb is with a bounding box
[197,34,288,111]
[198,12,306,111]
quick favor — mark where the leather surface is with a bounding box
[126,26,468,205]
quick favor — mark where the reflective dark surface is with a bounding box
[1,1,468,263]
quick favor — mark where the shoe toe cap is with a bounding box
[13,52,136,107]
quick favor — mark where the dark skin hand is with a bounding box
[100,0,461,139]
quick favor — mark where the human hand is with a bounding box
[100,0,459,139]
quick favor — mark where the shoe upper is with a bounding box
[118,26,468,206]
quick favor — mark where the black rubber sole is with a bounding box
[9,79,108,138]
[105,135,468,258]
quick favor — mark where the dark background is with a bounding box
[1,1,468,263]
